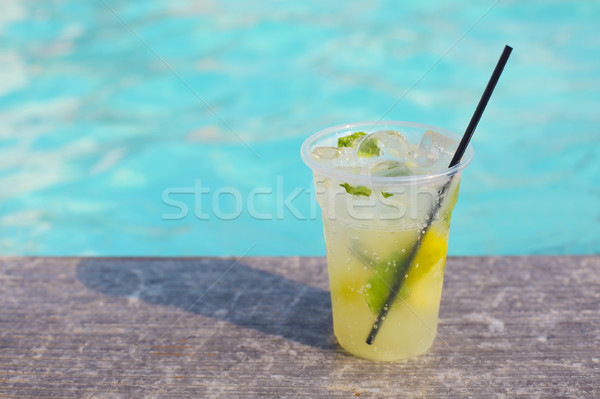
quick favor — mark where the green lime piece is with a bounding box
[364,252,410,313]
[364,228,449,314]
[357,135,381,157]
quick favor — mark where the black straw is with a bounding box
[366,45,513,346]
[449,45,513,167]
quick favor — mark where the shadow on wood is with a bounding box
[76,258,334,349]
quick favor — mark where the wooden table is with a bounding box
[1,256,598,398]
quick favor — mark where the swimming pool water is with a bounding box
[0,0,598,256]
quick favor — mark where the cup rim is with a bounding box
[300,120,474,186]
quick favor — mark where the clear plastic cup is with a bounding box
[301,121,473,361]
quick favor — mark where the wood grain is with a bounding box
[0,256,598,398]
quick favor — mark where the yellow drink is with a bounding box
[302,121,472,361]
[315,171,458,361]
[323,216,450,361]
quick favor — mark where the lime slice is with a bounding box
[357,135,381,157]
[364,227,449,314]
[364,251,410,313]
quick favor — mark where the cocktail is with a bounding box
[301,121,473,361]
[301,45,511,361]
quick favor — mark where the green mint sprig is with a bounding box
[340,183,372,197]
[336,131,392,198]
[337,131,366,147]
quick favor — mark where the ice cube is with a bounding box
[431,152,454,171]
[413,130,458,168]
[369,160,412,177]
[311,146,340,160]
[357,130,412,159]
[337,146,355,166]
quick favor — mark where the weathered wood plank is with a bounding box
[0,256,598,398]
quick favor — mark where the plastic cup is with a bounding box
[301,121,473,361]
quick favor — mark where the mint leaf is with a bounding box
[381,192,393,198]
[340,183,372,197]
[338,131,366,148]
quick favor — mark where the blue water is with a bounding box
[0,0,598,256]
